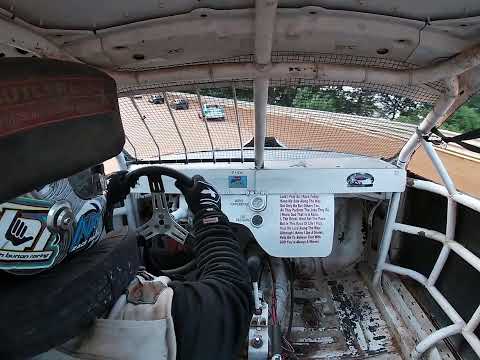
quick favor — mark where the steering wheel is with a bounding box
[123,166,194,245]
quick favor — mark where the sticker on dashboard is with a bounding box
[347,173,374,187]
[279,194,333,248]
[228,175,247,188]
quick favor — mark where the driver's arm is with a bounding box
[170,176,253,360]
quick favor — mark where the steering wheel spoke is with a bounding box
[165,221,189,244]
[151,192,168,211]
[137,221,156,240]
[120,166,194,245]
[136,190,189,244]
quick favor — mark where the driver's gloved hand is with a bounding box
[175,175,221,214]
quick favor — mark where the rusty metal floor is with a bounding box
[288,271,402,359]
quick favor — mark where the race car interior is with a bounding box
[2,0,480,354]
[0,58,409,359]
[104,159,406,359]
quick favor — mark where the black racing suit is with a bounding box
[170,208,253,360]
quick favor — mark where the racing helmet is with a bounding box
[0,168,106,275]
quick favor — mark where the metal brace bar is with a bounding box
[253,0,277,169]
[463,331,480,358]
[254,77,268,169]
[195,89,216,163]
[392,220,480,281]
[163,92,189,163]
[397,77,458,168]
[409,178,480,213]
[381,264,465,324]
[114,154,137,229]
[421,138,457,194]
[411,323,464,359]
[232,85,245,162]
[255,0,278,65]
[378,170,480,358]
[130,97,161,162]
[427,245,451,286]
[465,305,480,333]
[124,134,138,160]
[108,48,480,89]
[373,191,401,285]
[392,223,446,243]
[427,198,456,286]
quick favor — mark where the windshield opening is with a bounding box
[119,83,433,163]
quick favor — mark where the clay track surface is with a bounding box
[119,96,405,160]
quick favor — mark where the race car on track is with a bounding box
[149,94,164,104]
[199,104,225,121]
[170,99,189,110]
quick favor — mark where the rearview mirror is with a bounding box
[0,58,124,202]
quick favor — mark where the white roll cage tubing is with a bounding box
[373,74,480,358]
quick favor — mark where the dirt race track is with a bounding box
[115,96,480,198]
[119,96,405,160]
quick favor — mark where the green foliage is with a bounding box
[291,87,339,112]
[442,94,480,132]
[268,86,297,106]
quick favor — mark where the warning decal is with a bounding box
[279,194,333,247]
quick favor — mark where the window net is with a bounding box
[119,79,432,162]
[116,53,448,163]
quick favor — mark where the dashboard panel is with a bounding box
[130,157,405,257]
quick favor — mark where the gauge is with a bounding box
[251,214,263,227]
[250,195,267,212]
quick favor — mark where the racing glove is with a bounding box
[175,175,221,214]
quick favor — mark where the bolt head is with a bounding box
[251,336,263,348]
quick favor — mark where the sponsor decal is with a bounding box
[0,202,60,272]
[347,173,375,187]
[228,175,247,189]
[70,199,105,253]
[0,196,105,273]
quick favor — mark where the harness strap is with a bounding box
[425,127,480,154]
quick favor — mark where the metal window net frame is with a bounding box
[374,132,480,358]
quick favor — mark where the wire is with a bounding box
[282,335,297,359]
[286,259,295,341]
[257,261,265,288]
[266,257,278,325]
[404,18,430,63]
[282,336,295,352]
